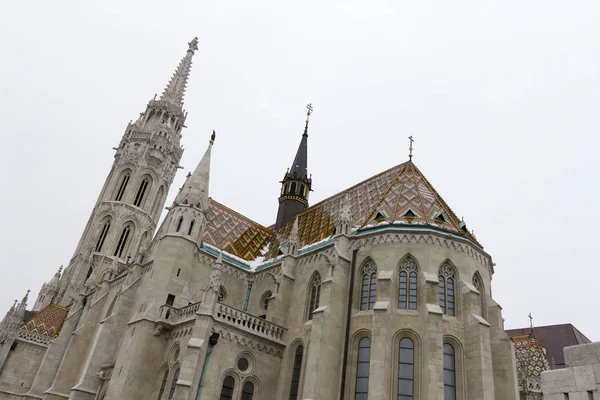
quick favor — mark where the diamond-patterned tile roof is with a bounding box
[204,161,481,261]
[21,304,69,339]
[203,199,273,261]
[512,334,550,377]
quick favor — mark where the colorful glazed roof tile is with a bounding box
[203,161,480,261]
[203,199,273,261]
[512,334,550,377]
[264,161,480,259]
[506,324,591,367]
[21,304,69,339]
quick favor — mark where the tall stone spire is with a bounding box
[275,104,314,230]
[174,131,214,210]
[159,37,199,107]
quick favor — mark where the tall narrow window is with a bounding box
[290,182,297,195]
[355,337,371,400]
[398,256,418,310]
[443,344,456,400]
[167,368,179,399]
[114,172,130,201]
[398,338,414,399]
[472,273,485,317]
[307,273,322,320]
[188,220,195,235]
[241,382,254,400]
[95,219,111,252]
[289,345,304,400]
[438,264,456,316]
[360,260,377,310]
[114,224,132,258]
[134,177,150,207]
[157,369,169,400]
[176,217,183,232]
[219,376,235,400]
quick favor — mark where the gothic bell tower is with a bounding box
[274,104,313,230]
[53,38,199,306]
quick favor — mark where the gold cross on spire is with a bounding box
[408,136,414,161]
[306,103,313,124]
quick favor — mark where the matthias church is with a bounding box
[0,38,521,400]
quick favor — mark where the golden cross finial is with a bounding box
[408,136,414,161]
[306,103,313,124]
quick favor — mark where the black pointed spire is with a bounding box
[275,104,314,230]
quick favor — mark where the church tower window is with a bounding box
[219,376,235,400]
[355,337,371,399]
[241,381,254,400]
[290,182,297,195]
[176,217,183,232]
[398,337,415,399]
[360,260,377,311]
[188,220,195,235]
[114,223,133,258]
[167,368,179,400]
[307,273,321,320]
[157,369,169,400]
[472,272,485,318]
[398,255,418,310]
[438,263,456,316]
[289,345,304,400]
[443,344,456,400]
[133,176,151,207]
[95,218,111,252]
[114,171,130,201]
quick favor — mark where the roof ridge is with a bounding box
[360,163,408,227]
[290,161,410,221]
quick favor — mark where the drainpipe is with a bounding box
[195,332,220,400]
[242,279,253,312]
[339,248,358,400]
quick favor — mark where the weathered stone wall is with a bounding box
[0,340,45,394]
[542,341,600,399]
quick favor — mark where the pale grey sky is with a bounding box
[1,1,599,340]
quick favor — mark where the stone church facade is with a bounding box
[0,38,520,400]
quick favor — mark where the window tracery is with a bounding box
[360,260,377,311]
[307,273,321,320]
[438,263,456,316]
[398,256,418,310]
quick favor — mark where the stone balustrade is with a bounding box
[213,303,286,343]
[17,329,50,346]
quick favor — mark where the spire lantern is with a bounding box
[275,104,314,230]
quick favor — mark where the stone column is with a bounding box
[488,300,519,400]
[269,258,296,327]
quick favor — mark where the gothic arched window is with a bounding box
[443,344,456,400]
[188,220,195,235]
[167,368,179,399]
[219,376,235,400]
[472,272,485,318]
[133,176,151,208]
[438,263,456,316]
[398,337,415,399]
[241,381,254,400]
[261,291,272,311]
[95,218,111,252]
[360,260,377,310]
[307,273,322,320]
[355,337,371,399]
[290,182,297,195]
[176,217,183,232]
[114,223,134,259]
[289,345,304,400]
[218,286,227,304]
[157,368,169,400]
[114,170,131,201]
[398,256,418,310]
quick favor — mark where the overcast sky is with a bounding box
[1,1,599,340]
